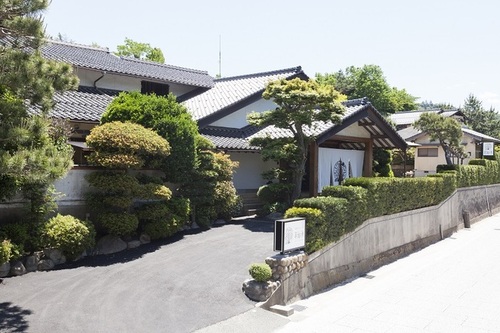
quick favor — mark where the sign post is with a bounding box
[274,217,306,254]
[483,142,494,157]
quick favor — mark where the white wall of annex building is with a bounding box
[211,99,276,128]
[229,152,277,190]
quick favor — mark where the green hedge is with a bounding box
[286,157,500,255]
[453,160,500,188]
[343,177,454,217]
[285,207,325,252]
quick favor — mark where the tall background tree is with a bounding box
[248,78,345,205]
[414,113,465,165]
[0,0,78,226]
[461,94,500,138]
[115,37,165,64]
[316,65,417,114]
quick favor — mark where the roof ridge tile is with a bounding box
[215,66,302,82]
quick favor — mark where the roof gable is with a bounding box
[41,40,214,88]
[202,98,407,151]
[389,109,465,127]
[182,66,306,124]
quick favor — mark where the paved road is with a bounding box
[199,213,500,333]
[0,218,275,333]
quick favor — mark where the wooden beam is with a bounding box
[328,135,371,143]
[309,142,319,197]
[363,138,373,177]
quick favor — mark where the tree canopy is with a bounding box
[248,78,345,204]
[414,112,465,165]
[101,91,198,183]
[115,37,165,64]
[0,0,78,225]
[461,94,500,139]
[316,65,417,114]
[86,121,171,169]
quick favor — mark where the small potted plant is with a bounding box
[242,263,280,302]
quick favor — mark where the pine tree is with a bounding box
[0,0,78,226]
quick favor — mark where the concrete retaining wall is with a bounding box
[263,184,500,308]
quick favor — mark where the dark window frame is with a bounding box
[417,147,439,157]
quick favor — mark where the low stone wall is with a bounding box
[265,252,308,281]
[262,184,500,309]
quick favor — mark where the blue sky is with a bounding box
[43,0,500,110]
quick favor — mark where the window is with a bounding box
[141,81,169,96]
[418,148,438,157]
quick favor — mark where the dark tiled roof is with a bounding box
[389,109,463,126]
[183,66,304,120]
[247,98,369,140]
[41,40,214,88]
[203,98,406,151]
[29,86,118,122]
[200,126,260,150]
[462,128,500,143]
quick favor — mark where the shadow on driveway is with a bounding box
[0,302,33,333]
[55,217,274,270]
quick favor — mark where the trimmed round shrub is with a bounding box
[0,239,13,265]
[100,212,139,236]
[0,222,30,249]
[41,214,96,260]
[249,263,272,282]
[257,183,292,204]
[143,216,180,240]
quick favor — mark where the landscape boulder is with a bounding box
[96,235,127,255]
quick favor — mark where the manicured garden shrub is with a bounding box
[426,173,457,202]
[436,164,459,173]
[0,222,30,251]
[285,207,324,253]
[257,183,292,205]
[86,121,171,169]
[248,263,272,282]
[143,216,180,240]
[136,201,183,239]
[320,185,369,232]
[0,239,13,265]
[100,212,139,237]
[179,138,240,227]
[373,148,394,177]
[40,214,96,260]
[293,197,349,248]
[343,177,454,217]
[101,92,198,183]
[469,159,487,166]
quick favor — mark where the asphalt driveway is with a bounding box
[0,218,275,333]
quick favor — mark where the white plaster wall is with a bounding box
[75,67,198,96]
[211,99,277,128]
[336,123,371,138]
[413,133,478,175]
[229,151,278,190]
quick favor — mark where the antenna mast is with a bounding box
[218,35,222,78]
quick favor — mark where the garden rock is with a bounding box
[38,259,55,271]
[44,248,66,265]
[0,262,11,277]
[139,234,151,244]
[242,279,280,302]
[25,255,40,272]
[96,235,127,255]
[10,261,26,276]
[127,240,141,249]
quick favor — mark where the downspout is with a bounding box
[93,71,106,90]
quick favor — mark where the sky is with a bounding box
[42,0,500,110]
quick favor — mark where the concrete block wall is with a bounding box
[263,184,500,309]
